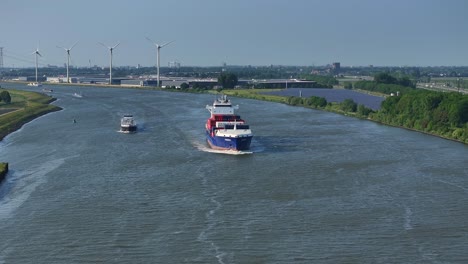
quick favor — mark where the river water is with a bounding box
[0,83,467,263]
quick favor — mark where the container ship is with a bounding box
[205,95,253,151]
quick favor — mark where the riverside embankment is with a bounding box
[0,88,62,141]
[0,87,61,184]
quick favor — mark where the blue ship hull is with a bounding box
[206,130,252,151]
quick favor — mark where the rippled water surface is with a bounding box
[0,83,467,263]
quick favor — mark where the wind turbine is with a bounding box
[57,41,78,83]
[146,37,174,87]
[32,48,42,83]
[98,42,120,85]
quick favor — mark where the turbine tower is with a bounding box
[0,47,3,70]
[146,37,174,87]
[99,42,120,85]
[32,48,42,83]
[57,41,78,83]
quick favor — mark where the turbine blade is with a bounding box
[37,51,42,57]
[161,40,175,48]
[145,36,161,47]
[112,42,120,49]
[70,41,79,50]
[98,42,109,49]
[57,45,67,51]
[145,36,155,44]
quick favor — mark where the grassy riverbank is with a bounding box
[0,88,61,179]
[0,89,62,141]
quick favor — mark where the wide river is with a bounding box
[0,83,467,263]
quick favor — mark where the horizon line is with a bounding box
[5,64,468,69]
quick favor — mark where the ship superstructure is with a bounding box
[120,115,137,133]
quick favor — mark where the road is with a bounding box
[417,83,468,94]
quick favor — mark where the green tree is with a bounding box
[374,72,397,84]
[218,72,238,88]
[340,99,357,112]
[0,91,11,103]
[398,76,414,87]
[180,82,189,89]
[357,104,373,116]
[287,96,303,106]
[343,82,353,89]
[306,96,327,108]
[302,74,338,87]
[423,92,443,111]
[448,98,468,126]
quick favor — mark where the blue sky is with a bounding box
[1,0,468,68]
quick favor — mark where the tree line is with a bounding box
[352,72,467,143]
[283,72,468,143]
[353,72,416,95]
[285,95,375,118]
[373,90,468,143]
[284,90,467,143]
[301,74,338,87]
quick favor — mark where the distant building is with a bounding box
[47,77,78,83]
[251,79,317,89]
[47,77,62,83]
[120,79,184,88]
[18,76,47,82]
[160,79,184,88]
[189,79,218,89]
[332,62,341,73]
[120,79,146,87]
[168,61,180,69]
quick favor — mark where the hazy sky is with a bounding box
[1,0,468,68]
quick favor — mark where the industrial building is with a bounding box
[250,79,317,88]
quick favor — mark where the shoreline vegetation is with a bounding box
[0,162,8,183]
[0,89,62,141]
[0,87,62,139]
[0,88,61,181]
[215,89,468,145]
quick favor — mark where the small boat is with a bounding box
[27,82,42,87]
[72,92,83,98]
[42,88,53,93]
[120,115,137,133]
